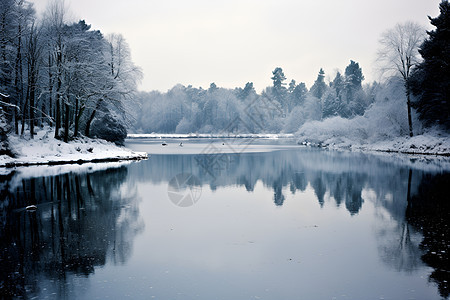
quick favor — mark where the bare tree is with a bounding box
[25,22,42,139]
[42,0,67,139]
[377,22,426,137]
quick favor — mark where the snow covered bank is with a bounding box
[0,129,147,168]
[296,117,450,156]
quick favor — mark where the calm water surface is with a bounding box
[1,138,449,299]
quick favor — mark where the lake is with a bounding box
[1,138,449,299]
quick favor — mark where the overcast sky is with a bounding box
[32,0,440,92]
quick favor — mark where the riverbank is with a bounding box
[298,132,450,156]
[0,129,148,168]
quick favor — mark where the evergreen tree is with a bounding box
[288,79,296,93]
[235,82,255,100]
[242,82,255,98]
[332,71,344,102]
[322,72,344,118]
[345,60,364,90]
[411,0,450,130]
[271,67,287,110]
[343,60,366,117]
[292,82,307,105]
[311,68,327,99]
[286,79,307,112]
[271,67,286,90]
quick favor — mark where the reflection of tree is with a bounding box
[273,179,285,206]
[0,166,142,298]
[128,148,409,215]
[289,172,307,194]
[376,169,424,277]
[377,220,423,273]
[406,173,450,299]
[344,174,364,216]
[312,175,326,207]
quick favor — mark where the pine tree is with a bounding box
[271,67,286,90]
[343,60,366,117]
[411,0,450,130]
[311,68,327,99]
[271,67,287,109]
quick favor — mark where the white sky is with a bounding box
[31,0,440,92]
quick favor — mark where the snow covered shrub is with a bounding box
[297,116,369,146]
[91,114,127,145]
[0,108,14,157]
[283,94,322,133]
[283,106,306,133]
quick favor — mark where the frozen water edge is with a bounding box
[0,129,148,168]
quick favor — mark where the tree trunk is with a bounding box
[14,24,23,135]
[406,87,414,137]
[29,68,36,139]
[20,90,28,136]
[85,109,96,137]
[64,102,69,142]
[48,53,53,127]
[85,99,102,137]
[54,47,62,139]
[74,97,79,137]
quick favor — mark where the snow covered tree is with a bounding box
[343,60,367,117]
[345,60,364,90]
[235,82,255,100]
[0,0,35,134]
[411,0,450,130]
[24,22,42,139]
[0,0,17,124]
[286,80,307,113]
[0,107,13,156]
[323,71,344,118]
[84,33,142,138]
[377,21,426,137]
[271,67,286,90]
[271,67,287,110]
[310,68,327,99]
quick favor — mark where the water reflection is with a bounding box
[128,148,428,216]
[0,144,449,299]
[0,164,143,298]
[406,172,450,298]
[126,146,449,298]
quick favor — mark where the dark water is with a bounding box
[1,139,449,299]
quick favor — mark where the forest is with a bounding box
[0,0,142,149]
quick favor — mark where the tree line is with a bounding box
[133,0,449,136]
[0,0,142,144]
[132,60,383,134]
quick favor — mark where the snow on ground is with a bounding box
[298,132,450,156]
[296,116,450,156]
[0,128,147,168]
[359,134,450,155]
